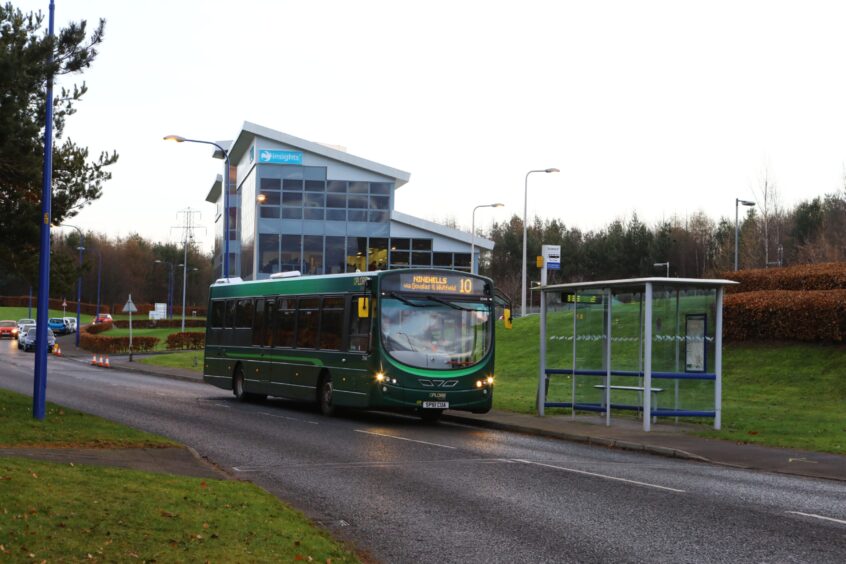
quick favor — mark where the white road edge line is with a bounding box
[787,511,846,525]
[513,459,686,493]
[354,429,456,450]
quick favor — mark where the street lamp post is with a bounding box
[522,168,559,317]
[164,135,230,278]
[654,262,670,277]
[471,203,504,274]
[60,224,85,347]
[178,263,199,332]
[735,198,756,271]
[154,260,175,320]
[95,249,102,319]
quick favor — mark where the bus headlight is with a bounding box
[375,372,386,383]
[476,380,483,388]
[486,376,495,385]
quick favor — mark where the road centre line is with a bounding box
[786,511,846,526]
[512,459,686,493]
[354,429,456,449]
[259,411,319,425]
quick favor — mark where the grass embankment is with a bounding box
[0,389,358,562]
[0,306,67,321]
[139,351,203,372]
[106,326,204,351]
[494,314,846,454]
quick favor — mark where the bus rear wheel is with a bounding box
[318,372,335,416]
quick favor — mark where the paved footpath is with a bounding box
[32,339,846,483]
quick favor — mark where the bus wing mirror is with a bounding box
[503,308,513,330]
[358,297,370,318]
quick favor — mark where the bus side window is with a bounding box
[274,298,296,348]
[237,299,254,329]
[263,298,275,347]
[296,298,320,349]
[226,300,236,329]
[348,296,371,352]
[252,299,266,346]
[319,297,344,350]
[210,301,225,328]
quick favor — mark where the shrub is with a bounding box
[84,321,113,335]
[724,290,846,342]
[166,332,205,350]
[112,319,205,329]
[79,333,160,353]
[721,262,846,293]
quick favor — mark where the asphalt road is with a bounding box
[2,340,845,563]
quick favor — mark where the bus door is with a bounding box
[342,294,373,404]
[251,298,275,392]
[270,298,298,398]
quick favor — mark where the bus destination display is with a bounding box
[386,273,485,295]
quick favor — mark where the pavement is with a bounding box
[23,336,846,483]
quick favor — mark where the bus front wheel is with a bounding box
[233,366,265,402]
[318,372,335,416]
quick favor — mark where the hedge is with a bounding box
[724,290,846,342]
[84,321,113,335]
[721,262,846,293]
[166,332,205,350]
[79,334,160,354]
[112,319,206,329]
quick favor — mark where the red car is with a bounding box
[92,313,113,324]
[0,320,18,339]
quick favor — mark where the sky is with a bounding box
[16,0,846,252]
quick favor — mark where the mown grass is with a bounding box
[139,351,203,372]
[0,306,68,322]
[0,458,358,562]
[493,315,846,454]
[0,388,176,448]
[0,388,359,562]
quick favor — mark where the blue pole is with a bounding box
[75,240,83,347]
[33,0,56,421]
[96,250,102,319]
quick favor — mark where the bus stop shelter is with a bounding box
[536,277,737,431]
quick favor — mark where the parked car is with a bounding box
[0,320,17,339]
[16,318,35,339]
[63,317,77,333]
[48,317,67,335]
[92,313,113,324]
[21,327,55,352]
[17,323,35,349]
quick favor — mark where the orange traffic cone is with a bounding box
[91,354,98,365]
[104,356,111,369]
[54,345,62,357]
[97,355,104,367]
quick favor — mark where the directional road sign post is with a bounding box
[123,294,138,361]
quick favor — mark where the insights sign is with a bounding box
[258,149,303,165]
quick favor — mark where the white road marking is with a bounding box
[259,411,319,425]
[354,429,456,450]
[787,511,846,525]
[513,459,686,493]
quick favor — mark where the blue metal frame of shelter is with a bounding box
[537,277,737,432]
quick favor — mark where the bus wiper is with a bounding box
[385,291,435,307]
[424,295,477,312]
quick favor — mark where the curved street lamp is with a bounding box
[735,198,756,271]
[58,224,85,347]
[164,135,231,278]
[471,203,504,274]
[522,168,559,317]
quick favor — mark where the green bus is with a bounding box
[203,268,511,419]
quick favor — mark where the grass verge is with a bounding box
[0,387,359,562]
[0,458,358,562]
[493,315,846,454]
[139,351,203,372]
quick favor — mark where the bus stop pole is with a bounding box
[537,267,548,416]
[714,287,724,430]
[643,282,653,432]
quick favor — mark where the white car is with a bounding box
[63,317,77,333]
[17,323,36,349]
[16,318,35,340]
[21,327,55,352]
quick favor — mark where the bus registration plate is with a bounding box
[422,401,449,409]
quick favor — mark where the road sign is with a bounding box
[542,244,561,271]
[62,299,67,308]
[122,295,138,313]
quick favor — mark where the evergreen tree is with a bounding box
[0,3,117,289]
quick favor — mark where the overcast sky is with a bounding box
[18,0,846,251]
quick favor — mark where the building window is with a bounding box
[281,234,301,272]
[303,235,323,275]
[347,237,367,272]
[368,238,388,271]
[259,234,280,274]
[325,236,346,274]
